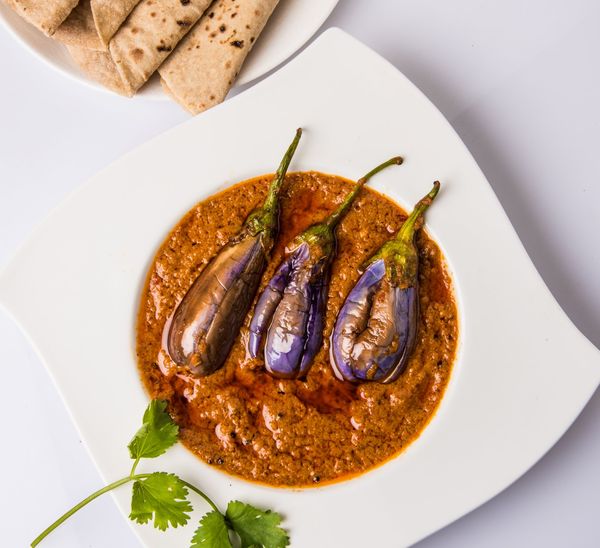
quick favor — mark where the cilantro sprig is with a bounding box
[31,400,289,548]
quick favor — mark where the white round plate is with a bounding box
[0,0,339,99]
[1,28,599,548]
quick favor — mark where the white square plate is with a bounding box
[1,28,599,547]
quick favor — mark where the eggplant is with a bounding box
[248,156,403,379]
[330,181,440,383]
[165,129,302,376]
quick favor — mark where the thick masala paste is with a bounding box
[136,172,458,487]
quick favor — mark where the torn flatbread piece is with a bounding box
[90,0,140,47]
[158,0,279,115]
[109,0,211,93]
[54,0,103,50]
[8,0,79,35]
[68,45,134,96]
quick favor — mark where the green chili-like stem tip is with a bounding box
[325,156,403,229]
[397,181,440,241]
[263,128,303,213]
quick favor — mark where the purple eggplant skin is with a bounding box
[165,129,302,376]
[262,241,331,379]
[330,259,418,382]
[166,234,269,376]
[330,181,440,383]
[249,156,403,379]
[248,243,306,359]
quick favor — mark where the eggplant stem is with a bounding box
[263,128,303,213]
[397,181,440,241]
[325,156,403,229]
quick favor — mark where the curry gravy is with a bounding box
[136,172,458,486]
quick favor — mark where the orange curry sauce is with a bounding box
[136,172,458,487]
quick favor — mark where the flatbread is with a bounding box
[159,0,279,115]
[68,45,133,96]
[8,0,79,35]
[109,0,211,93]
[90,0,140,47]
[54,0,141,51]
[54,0,103,50]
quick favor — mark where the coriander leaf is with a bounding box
[129,472,192,531]
[226,501,289,548]
[128,399,179,459]
[190,510,233,548]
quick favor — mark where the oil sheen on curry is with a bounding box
[136,169,458,487]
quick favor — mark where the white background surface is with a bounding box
[1,1,599,547]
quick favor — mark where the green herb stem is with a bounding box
[130,456,142,477]
[31,471,222,547]
[180,479,220,514]
[31,475,142,547]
